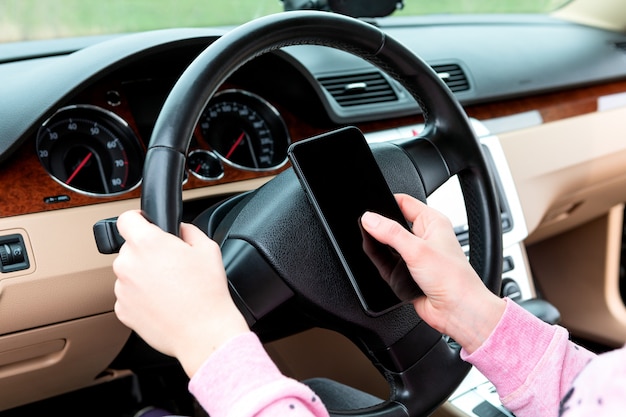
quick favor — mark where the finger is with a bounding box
[118,210,186,251]
[359,220,394,278]
[395,194,430,231]
[179,224,225,265]
[360,211,421,260]
[395,194,454,239]
[113,299,125,325]
[395,194,436,236]
[180,223,213,247]
[113,279,130,326]
[116,210,151,239]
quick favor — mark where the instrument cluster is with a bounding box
[36,89,291,197]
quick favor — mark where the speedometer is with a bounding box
[36,105,144,196]
[198,90,290,171]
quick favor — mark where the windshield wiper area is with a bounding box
[282,0,404,18]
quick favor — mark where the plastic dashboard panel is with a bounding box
[282,14,626,123]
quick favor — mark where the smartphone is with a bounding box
[288,126,423,315]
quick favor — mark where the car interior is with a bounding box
[1,0,626,416]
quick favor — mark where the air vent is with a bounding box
[318,71,398,107]
[431,63,470,92]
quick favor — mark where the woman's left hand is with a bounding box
[113,210,249,377]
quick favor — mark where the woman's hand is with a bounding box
[360,194,505,353]
[112,210,249,377]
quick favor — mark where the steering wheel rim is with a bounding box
[142,10,502,417]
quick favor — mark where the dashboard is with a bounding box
[3,15,626,220]
[1,42,317,218]
[2,14,626,220]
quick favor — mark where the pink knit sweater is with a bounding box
[463,299,625,416]
[189,299,625,416]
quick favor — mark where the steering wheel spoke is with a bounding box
[372,320,442,373]
[394,137,451,196]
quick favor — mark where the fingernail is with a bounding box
[361,211,381,228]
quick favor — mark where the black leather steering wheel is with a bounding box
[141,10,502,417]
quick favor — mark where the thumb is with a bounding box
[180,223,214,247]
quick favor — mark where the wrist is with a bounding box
[445,292,506,354]
[176,311,250,378]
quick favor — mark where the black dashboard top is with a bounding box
[2,13,626,165]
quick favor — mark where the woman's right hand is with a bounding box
[360,193,506,353]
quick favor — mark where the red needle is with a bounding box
[225,131,246,159]
[66,152,93,185]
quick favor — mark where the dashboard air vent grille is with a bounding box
[431,63,470,92]
[318,71,397,107]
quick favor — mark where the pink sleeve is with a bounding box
[188,332,329,417]
[559,344,626,415]
[461,298,595,416]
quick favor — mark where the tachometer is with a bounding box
[36,105,144,196]
[198,90,290,170]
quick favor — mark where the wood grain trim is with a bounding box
[464,79,626,123]
[2,79,626,218]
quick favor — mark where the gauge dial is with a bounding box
[187,150,224,180]
[36,105,144,196]
[198,90,290,170]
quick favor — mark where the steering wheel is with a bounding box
[141,10,502,417]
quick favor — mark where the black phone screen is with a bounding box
[288,126,423,315]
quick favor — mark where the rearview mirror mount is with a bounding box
[282,0,403,18]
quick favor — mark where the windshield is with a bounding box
[1,0,570,43]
